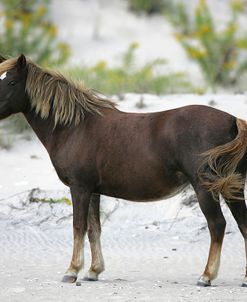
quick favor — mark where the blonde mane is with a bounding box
[0,57,116,126]
[0,58,17,75]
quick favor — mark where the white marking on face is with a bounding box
[0,71,7,80]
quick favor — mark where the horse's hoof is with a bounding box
[84,271,98,281]
[83,276,98,281]
[197,276,211,287]
[62,274,77,283]
[241,282,247,287]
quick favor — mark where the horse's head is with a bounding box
[0,54,28,119]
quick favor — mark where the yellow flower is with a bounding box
[37,5,47,17]
[195,87,205,95]
[187,47,207,59]
[231,0,245,12]
[58,42,69,51]
[5,19,13,30]
[223,60,236,69]
[130,42,139,49]
[225,23,238,35]
[58,42,70,58]
[198,0,206,8]
[92,60,108,72]
[22,14,31,27]
[195,25,212,37]
[201,25,210,34]
[237,38,247,48]
[174,33,185,41]
[48,25,57,37]
[196,0,207,14]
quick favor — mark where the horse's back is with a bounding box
[168,105,237,151]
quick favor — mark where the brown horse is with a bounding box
[0,55,246,287]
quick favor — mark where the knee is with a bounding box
[87,227,101,241]
[73,221,87,233]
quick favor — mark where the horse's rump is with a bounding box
[199,118,247,201]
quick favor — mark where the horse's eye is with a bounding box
[8,80,16,86]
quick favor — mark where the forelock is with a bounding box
[0,58,18,76]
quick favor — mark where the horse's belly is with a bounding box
[98,172,188,202]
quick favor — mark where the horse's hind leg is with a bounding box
[84,194,105,281]
[225,189,247,287]
[195,189,226,287]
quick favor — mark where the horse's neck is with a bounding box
[23,105,111,152]
[24,109,55,152]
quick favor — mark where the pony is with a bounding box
[0,55,246,287]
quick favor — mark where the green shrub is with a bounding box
[167,2,191,35]
[65,43,193,95]
[173,0,247,88]
[0,114,30,149]
[0,0,70,66]
[128,0,168,15]
[6,115,30,133]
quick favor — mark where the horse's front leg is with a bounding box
[84,193,105,281]
[62,186,91,283]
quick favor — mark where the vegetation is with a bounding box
[172,0,247,88]
[65,42,193,96]
[28,188,72,205]
[30,196,72,205]
[6,115,30,133]
[128,0,171,15]
[0,112,32,149]
[0,115,31,149]
[0,0,70,66]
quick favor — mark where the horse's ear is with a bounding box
[16,54,27,70]
[0,55,6,63]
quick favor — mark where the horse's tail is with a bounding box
[199,118,247,201]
